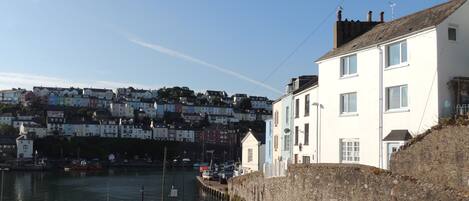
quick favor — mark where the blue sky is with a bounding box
[0,0,447,98]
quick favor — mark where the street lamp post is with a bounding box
[312,103,323,164]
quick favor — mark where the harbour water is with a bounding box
[0,169,219,201]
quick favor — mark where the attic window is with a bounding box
[448,27,457,41]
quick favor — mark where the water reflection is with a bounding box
[1,169,218,201]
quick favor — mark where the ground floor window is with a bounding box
[340,138,360,163]
[302,156,310,164]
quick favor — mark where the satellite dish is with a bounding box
[284,128,291,133]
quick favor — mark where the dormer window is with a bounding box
[340,54,357,77]
[386,41,407,67]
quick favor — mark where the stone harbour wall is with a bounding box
[229,126,469,201]
[391,126,469,192]
[229,164,469,201]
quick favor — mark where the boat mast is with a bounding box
[161,147,167,201]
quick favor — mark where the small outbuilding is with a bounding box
[16,135,33,159]
[241,129,265,174]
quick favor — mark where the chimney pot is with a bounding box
[380,11,385,22]
[367,11,372,22]
[337,10,342,21]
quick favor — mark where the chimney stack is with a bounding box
[380,11,385,22]
[333,10,384,49]
[367,11,372,22]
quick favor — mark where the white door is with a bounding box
[387,143,401,169]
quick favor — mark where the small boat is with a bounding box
[64,160,103,171]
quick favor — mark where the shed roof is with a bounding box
[383,130,413,141]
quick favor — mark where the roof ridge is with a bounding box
[316,0,467,62]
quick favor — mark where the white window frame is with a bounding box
[340,138,360,163]
[340,54,358,77]
[386,85,408,111]
[386,40,408,68]
[340,92,357,114]
[248,148,253,162]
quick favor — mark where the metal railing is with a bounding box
[455,104,469,116]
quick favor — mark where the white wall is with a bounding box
[317,28,440,168]
[17,138,33,159]
[292,86,318,164]
[242,132,260,173]
[436,1,469,117]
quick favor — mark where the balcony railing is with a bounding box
[455,104,469,116]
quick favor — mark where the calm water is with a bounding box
[0,169,219,201]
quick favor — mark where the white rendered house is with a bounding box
[315,0,469,168]
[292,81,319,164]
[16,135,33,159]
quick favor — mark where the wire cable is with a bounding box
[261,0,346,83]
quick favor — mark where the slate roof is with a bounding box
[317,0,467,62]
[293,77,319,95]
[383,130,413,141]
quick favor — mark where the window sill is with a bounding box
[385,108,410,114]
[385,63,409,71]
[448,40,458,44]
[339,74,359,80]
[339,113,359,117]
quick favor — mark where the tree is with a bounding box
[0,124,19,136]
[238,98,252,110]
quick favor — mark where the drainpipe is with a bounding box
[318,103,322,163]
[312,102,320,163]
[378,45,384,169]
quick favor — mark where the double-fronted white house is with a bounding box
[315,0,469,168]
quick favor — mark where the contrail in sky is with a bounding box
[0,72,157,90]
[128,38,283,95]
